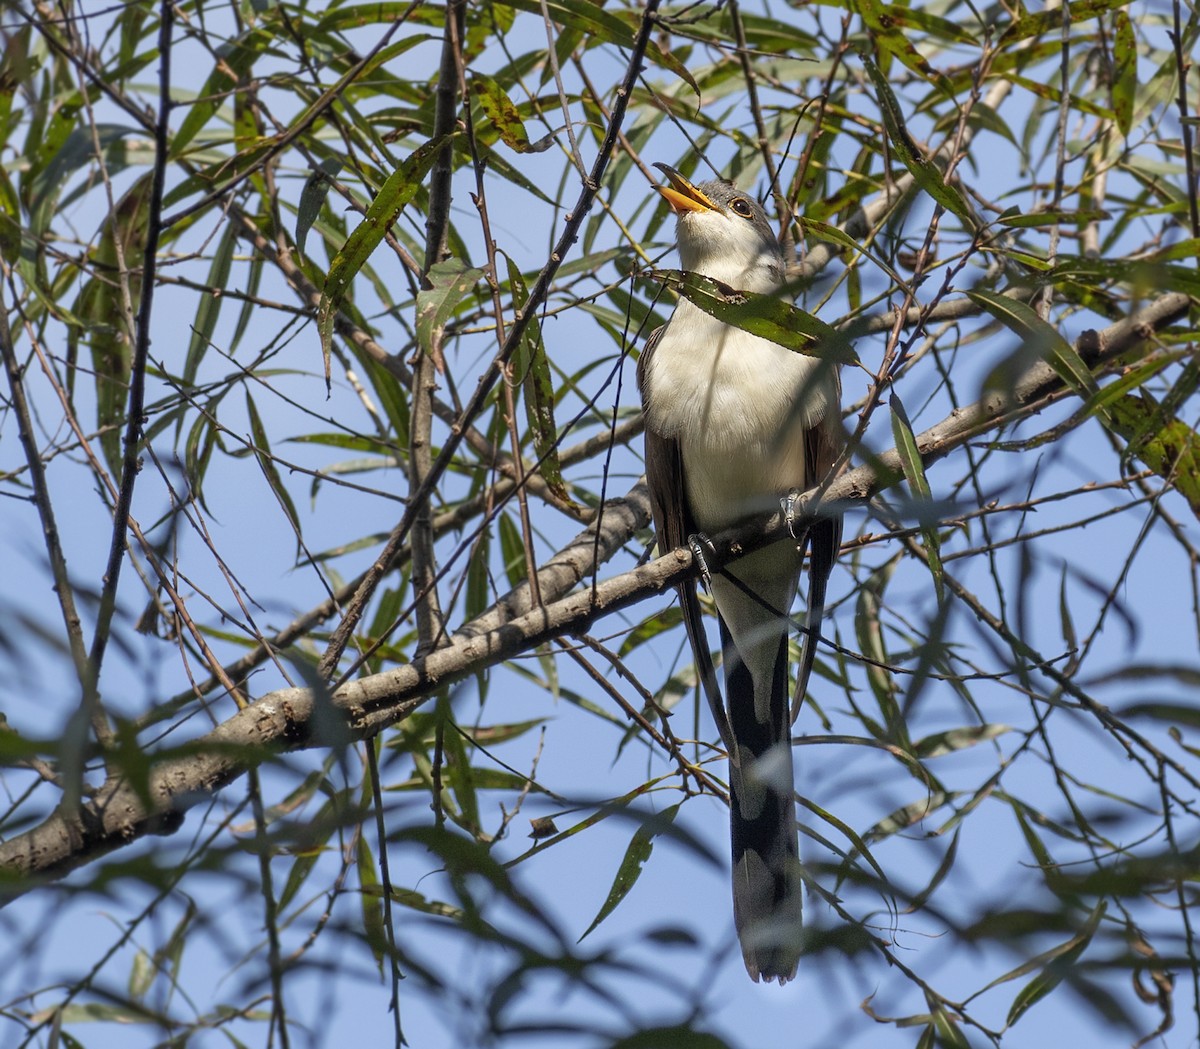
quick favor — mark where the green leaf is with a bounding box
[580,804,681,941]
[318,137,447,384]
[491,0,698,96]
[356,835,386,970]
[1105,392,1200,519]
[278,847,324,913]
[296,158,343,258]
[859,51,975,229]
[470,74,553,153]
[1118,701,1200,728]
[800,217,909,288]
[966,290,1102,409]
[996,208,1111,228]
[932,1006,971,1048]
[245,392,301,543]
[183,219,237,386]
[655,269,857,364]
[1006,901,1107,1026]
[1000,0,1134,43]
[855,0,947,85]
[73,174,154,478]
[854,560,907,745]
[128,949,154,1001]
[890,394,944,604]
[913,724,1010,759]
[416,257,483,359]
[507,255,571,506]
[863,791,958,845]
[1110,11,1136,137]
[498,511,527,588]
[171,27,274,157]
[799,795,888,884]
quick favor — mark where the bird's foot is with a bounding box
[687,533,717,589]
[782,489,804,541]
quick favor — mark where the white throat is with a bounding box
[675,212,782,292]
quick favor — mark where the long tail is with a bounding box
[713,551,803,983]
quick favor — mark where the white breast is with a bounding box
[645,298,835,535]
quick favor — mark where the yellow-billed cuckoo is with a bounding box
[638,164,843,983]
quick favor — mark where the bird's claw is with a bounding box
[687,533,716,589]
[782,489,803,542]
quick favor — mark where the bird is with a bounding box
[637,163,843,983]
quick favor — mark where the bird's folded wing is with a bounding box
[639,329,737,759]
[791,407,844,724]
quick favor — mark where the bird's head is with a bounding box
[653,163,782,285]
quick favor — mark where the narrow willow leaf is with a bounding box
[183,220,237,386]
[388,886,464,921]
[388,767,533,793]
[441,713,481,836]
[30,123,144,238]
[859,51,975,229]
[245,392,301,540]
[1148,237,1200,263]
[800,217,909,287]
[966,290,1102,410]
[296,158,343,258]
[863,791,957,844]
[1110,10,1137,137]
[914,723,1011,759]
[890,394,944,604]
[278,845,325,913]
[492,0,698,96]
[416,257,483,360]
[656,269,857,363]
[1001,0,1133,44]
[128,949,154,1000]
[854,560,907,743]
[909,827,960,911]
[870,2,976,44]
[356,835,386,970]
[932,1006,971,1049]
[506,255,571,505]
[172,27,274,157]
[579,804,681,942]
[1118,701,1200,728]
[998,73,1114,121]
[855,0,945,84]
[1058,565,1078,655]
[798,795,888,883]
[0,168,20,264]
[1007,798,1056,871]
[996,208,1111,228]
[318,137,446,384]
[466,531,490,621]
[498,511,527,588]
[1048,254,1200,298]
[470,74,553,153]
[73,174,153,477]
[1006,901,1107,1026]
[1106,392,1200,518]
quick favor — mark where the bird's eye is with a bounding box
[729,198,753,218]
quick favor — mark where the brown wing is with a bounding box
[790,385,844,725]
[638,328,737,759]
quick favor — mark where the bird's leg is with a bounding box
[687,532,717,590]
[782,488,805,542]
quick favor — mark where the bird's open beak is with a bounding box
[653,163,719,215]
